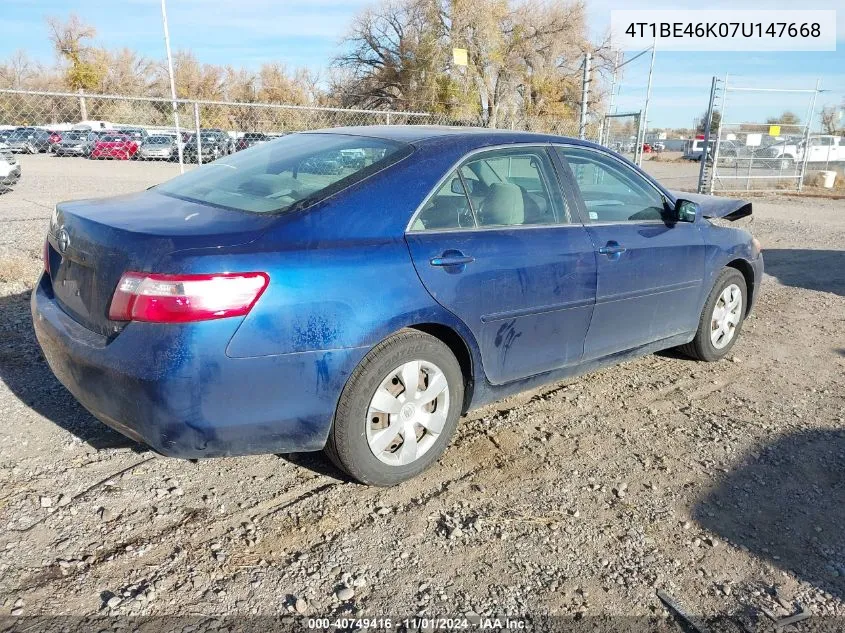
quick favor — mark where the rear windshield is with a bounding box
[157,133,408,214]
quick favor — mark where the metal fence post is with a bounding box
[637,41,656,166]
[77,88,88,121]
[798,79,821,193]
[579,52,591,140]
[385,111,391,125]
[193,101,202,166]
[697,76,718,194]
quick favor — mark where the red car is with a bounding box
[89,133,138,160]
[642,143,653,153]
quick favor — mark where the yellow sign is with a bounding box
[768,125,781,137]
[452,48,468,66]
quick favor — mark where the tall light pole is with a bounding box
[637,39,657,166]
[161,0,184,172]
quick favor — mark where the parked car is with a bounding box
[0,145,21,187]
[89,133,139,160]
[716,139,755,167]
[641,143,652,153]
[753,135,844,169]
[53,131,97,157]
[183,131,231,162]
[48,131,62,148]
[340,147,367,168]
[300,151,343,174]
[651,141,665,152]
[116,127,150,148]
[235,132,270,152]
[138,135,176,161]
[32,128,763,486]
[6,128,53,153]
[683,138,713,161]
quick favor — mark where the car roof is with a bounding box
[306,125,592,147]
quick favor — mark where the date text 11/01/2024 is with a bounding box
[306,617,528,630]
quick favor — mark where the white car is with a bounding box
[755,135,844,168]
[0,143,21,187]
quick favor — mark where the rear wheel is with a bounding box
[679,267,747,361]
[325,329,463,486]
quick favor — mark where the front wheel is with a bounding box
[680,268,747,361]
[325,329,464,486]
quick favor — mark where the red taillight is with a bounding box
[108,272,269,323]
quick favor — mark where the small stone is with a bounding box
[40,496,52,508]
[376,507,391,515]
[682,521,692,530]
[336,587,354,601]
[450,527,464,538]
[99,508,116,522]
[170,487,184,496]
[11,608,23,616]
[294,598,308,614]
[57,494,71,507]
[106,596,122,609]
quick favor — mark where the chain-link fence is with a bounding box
[598,111,642,164]
[698,78,833,193]
[0,89,595,178]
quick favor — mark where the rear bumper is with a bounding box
[31,277,368,458]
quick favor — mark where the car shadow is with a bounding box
[694,429,845,600]
[278,452,355,483]
[763,248,845,297]
[0,289,142,452]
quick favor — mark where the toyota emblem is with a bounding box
[57,228,70,254]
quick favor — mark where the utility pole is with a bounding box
[637,40,656,166]
[579,51,592,140]
[161,0,184,173]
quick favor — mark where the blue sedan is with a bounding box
[32,127,763,485]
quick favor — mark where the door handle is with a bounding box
[598,242,626,256]
[430,254,474,267]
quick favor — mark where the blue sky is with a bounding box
[1,0,842,129]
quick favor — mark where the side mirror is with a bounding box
[673,199,698,223]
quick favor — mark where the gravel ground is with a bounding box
[0,154,843,630]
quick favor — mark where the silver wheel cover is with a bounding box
[711,283,742,349]
[366,360,449,466]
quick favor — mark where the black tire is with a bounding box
[325,329,464,486]
[679,267,747,362]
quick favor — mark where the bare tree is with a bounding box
[46,14,102,90]
[334,0,589,124]
[819,105,842,135]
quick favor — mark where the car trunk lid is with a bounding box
[47,190,277,336]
